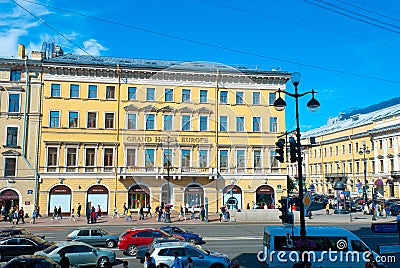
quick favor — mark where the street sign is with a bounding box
[303,192,312,210]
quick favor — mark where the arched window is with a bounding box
[128,185,150,209]
[160,183,173,204]
[184,185,204,208]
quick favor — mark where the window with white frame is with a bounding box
[270,149,278,168]
[69,111,79,128]
[268,92,276,105]
[236,92,244,104]
[220,116,228,132]
[253,117,261,132]
[163,149,172,167]
[252,92,260,105]
[47,147,58,172]
[127,113,137,129]
[6,127,18,147]
[10,70,21,81]
[126,148,137,167]
[66,147,77,172]
[146,88,155,101]
[165,88,173,102]
[146,114,155,130]
[128,87,137,100]
[87,112,97,128]
[181,115,191,131]
[85,148,96,172]
[145,149,155,167]
[51,83,61,97]
[199,150,208,168]
[163,115,173,131]
[181,149,191,168]
[4,158,16,177]
[220,91,228,104]
[236,149,246,169]
[103,148,114,171]
[8,93,20,113]
[200,90,208,103]
[106,86,115,99]
[105,113,114,129]
[269,117,277,133]
[70,84,79,98]
[236,117,244,132]
[254,150,262,168]
[49,111,60,127]
[199,116,208,131]
[219,150,228,168]
[182,89,191,103]
[88,85,97,99]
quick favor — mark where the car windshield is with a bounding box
[196,247,210,255]
[43,244,59,254]
[158,230,170,236]
[29,236,47,244]
[98,228,109,235]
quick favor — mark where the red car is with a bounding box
[118,228,183,256]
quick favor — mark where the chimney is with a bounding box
[18,44,26,59]
[31,51,44,60]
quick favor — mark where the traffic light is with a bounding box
[278,197,294,225]
[275,138,285,163]
[289,137,297,163]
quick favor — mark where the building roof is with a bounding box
[43,54,289,75]
[303,97,400,138]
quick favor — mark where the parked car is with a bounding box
[35,241,116,267]
[66,227,119,248]
[160,226,204,244]
[389,203,400,216]
[136,236,181,263]
[118,228,183,256]
[0,228,45,239]
[2,255,60,268]
[0,235,54,261]
[150,241,231,268]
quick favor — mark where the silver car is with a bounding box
[35,241,116,267]
[150,242,231,268]
[66,227,119,248]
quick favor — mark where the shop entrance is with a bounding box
[128,185,150,209]
[0,189,19,212]
[255,185,275,209]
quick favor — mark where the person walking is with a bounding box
[18,207,25,224]
[59,251,70,268]
[186,257,194,268]
[179,205,186,221]
[123,203,128,215]
[112,206,119,219]
[139,205,144,220]
[57,206,62,220]
[96,205,102,218]
[326,203,330,215]
[126,208,133,222]
[69,208,76,222]
[52,205,57,220]
[200,206,206,221]
[36,206,42,218]
[30,209,37,224]
[12,209,19,225]
[91,206,96,223]
[77,203,82,217]
[146,204,152,218]
[171,251,183,268]
[190,205,195,220]
[144,252,156,268]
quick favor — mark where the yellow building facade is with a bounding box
[302,99,400,199]
[36,51,290,215]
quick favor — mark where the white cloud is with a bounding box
[74,39,108,56]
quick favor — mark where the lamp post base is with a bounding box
[164,206,172,223]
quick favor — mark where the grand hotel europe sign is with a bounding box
[126,136,209,144]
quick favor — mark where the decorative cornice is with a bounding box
[1,150,21,156]
[124,104,140,112]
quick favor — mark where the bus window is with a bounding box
[326,237,348,251]
[263,232,270,249]
[351,240,369,252]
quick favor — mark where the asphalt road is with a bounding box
[21,223,400,268]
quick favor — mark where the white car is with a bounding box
[150,242,231,268]
[34,241,116,267]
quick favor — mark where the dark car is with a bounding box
[136,236,181,263]
[389,203,400,216]
[0,228,45,239]
[66,227,119,248]
[0,235,54,261]
[160,226,203,244]
[2,255,59,268]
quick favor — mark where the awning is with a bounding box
[375,179,384,186]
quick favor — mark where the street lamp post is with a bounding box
[359,141,370,205]
[164,137,172,223]
[273,72,320,240]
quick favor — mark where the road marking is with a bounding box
[117,257,137,260]
[203,236,261,241]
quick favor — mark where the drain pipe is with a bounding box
[21,57,40,209]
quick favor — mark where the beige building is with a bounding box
[0,45,42,215]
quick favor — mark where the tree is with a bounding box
[287,176,297,195]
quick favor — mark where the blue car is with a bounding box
[160,226,203,244]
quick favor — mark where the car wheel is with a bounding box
[106,240,116,248]
[97,256,109,268]
[188,238,197,244]
[127,244,137,256]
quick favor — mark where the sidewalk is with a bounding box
[304,209,397,224]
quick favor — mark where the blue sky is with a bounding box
[1,0,400,130]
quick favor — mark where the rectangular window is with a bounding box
[165,88,173,102]
[236,150,245,168]
[199,116,208,131]
[128,87,137,100]
[220,150,228,168]
[4,158,16,177]
[181,115,191,131]
[199,150,208,168]
[220,91,228,104]
[348,144,352,154]
[69,111,79,128]
[70,84,79,98]
[105,113,114,129]
[182,89,191,102]
[146,114,155,130]
[145,149,155,167]
[6,127,18,147]
[66,148,77,171]
[126,148,136,166]
[389,138,393,148]
[87,112,97,128]
[127,114,137,129]
[104,148,114,167]
[163,115,173,130]
[254,150,262,168]
[236,117,244,132]
[49,111,60,127]
[146,88,155,101]
[88,85,97,99]
[200,90,208,103]
[236,92,244,104]
[51,84,61,97]
[8,94,20,113]
[269,117,277,133]
[85,148,96,169]
[163,149,172,167]
[220,116,228,132]
[269,92,276,105]
[252,92,260,105]
[181,149,191,168]
[106,86,115,99]
[253,117,261,132]
[5,127,18,148]
[10,70,21,81]
[47,147,58,170]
